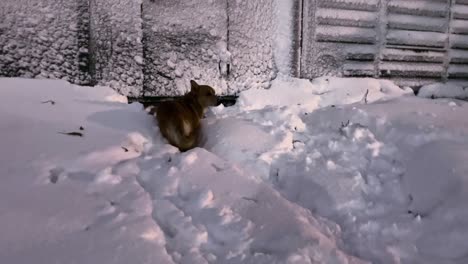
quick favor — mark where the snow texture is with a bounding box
[208,77,468,263]
[141,0,229,96]
[418,82,468,100]
[274,0,295,77]
[0,78,171,264]
[227,0,277,92]
[0,0,90,84]
[4,76,468,263]
[141,0,291,95]
[89,0,144,97]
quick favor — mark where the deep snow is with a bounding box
[1,77,468,263]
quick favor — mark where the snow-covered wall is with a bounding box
[141,0,228,96]
[2,0,466,95]
[142,0,295,95]
[0,0,90,84]
[0,0,296,96]
[89,0,144,97]
[141,0,297,96]
[273,0,296,77]
[227,0,277,92]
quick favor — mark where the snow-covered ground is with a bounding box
[1,77,468,264]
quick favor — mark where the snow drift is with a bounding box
[1,77,468,263]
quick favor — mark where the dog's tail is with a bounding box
[166,121,197,151]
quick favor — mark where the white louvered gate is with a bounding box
[300,0,468,87]
[450,0,468,80]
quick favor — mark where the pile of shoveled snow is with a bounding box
[417,82,468,100]
[1,77,468,264]
[0,78,174,263]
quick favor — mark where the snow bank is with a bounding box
[204,77,468,263]
[2,77,468,263]
[0,78,171,263]
[418,82,468,100]
[236,76,413,111]
[138,147,366,263]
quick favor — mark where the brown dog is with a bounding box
[156,80,218,151]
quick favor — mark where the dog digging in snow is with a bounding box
[156,80,218,152]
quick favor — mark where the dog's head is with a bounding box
[189,80,218,107]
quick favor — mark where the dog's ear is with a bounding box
[190,80,200,94]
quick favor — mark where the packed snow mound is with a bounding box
[0,78,171,263]
[237,76,413,111]
[418,82,468,100]
[205,77,468,263]
[404,140,468,215]
[2,77,468,263]
[138,147,367,264]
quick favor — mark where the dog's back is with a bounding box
[156,97,202,151]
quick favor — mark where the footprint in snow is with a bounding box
[48,167,65,184]
[211,163,225,172]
